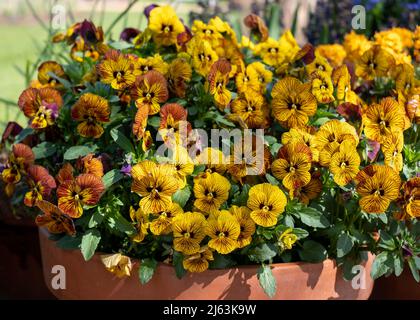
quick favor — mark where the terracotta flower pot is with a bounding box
[0,193,35,227]
[370,269,420,300]
[0,223,54,299]
[39,228,374,300]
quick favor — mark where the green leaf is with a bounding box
[106,210,136,235]
[414,256,420,269]
[337,233,354,258]
[268,3,281,39]
[109,41,134,50]
[209,253,236,269]
[32,142,57,159]
[298,240,327,263]
[173,251,187,279]
[102,169,124,189]
[370,252,392,280]
[81,229,101,261]
[48,72,72,89]
[215,115,235,127]
[264,135,277,145]
[377,213,388,224]
[292,206,330,228]
[63,145,97,160]
[172,186,191,207]
[110,127,134,154]
[192,164,205,176]
[15,128,34,143]
[408,257,420,282]
[139,258,158,285]
[393,253,404,277]
[265,173,279,186]
[232,184,250,206]
[292,228,309,240]
[147,116,161,128]
[378,230,396,250]
[56,235,81,250]
[248,243,277,263]
[257,264,277,298]
[88,207,106,228]
[283,214,294,228]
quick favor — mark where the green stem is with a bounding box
[105,0,140,38]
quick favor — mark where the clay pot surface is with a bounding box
[39,228,374,300]
[371,268,420,300]
[0,223,54,299]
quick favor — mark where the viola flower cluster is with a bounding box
[1,5,419,288]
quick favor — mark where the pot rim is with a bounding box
[38,227,372,271]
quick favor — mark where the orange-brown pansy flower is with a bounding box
[35,200,76,236]
[131,163,179,214]
[356,165,401,214]
[37,61,67,88]
[129,206,149,243]
[271,77,317,129]
[166,57,192,98]
[188,38,218,77]
[24,165,56,207]
[56,163,75,185]
[131,70,169,115]
[97,49,137,90]
[208,59,232,110]
[148,5,185,47]
[290,172,323,205]
[394,63,419,98]
[142,130,153,152]
[314,119,359,166]
[149,202,183,235]
[244,14,269,42]
[281,127,319,162]
[1,143,35,196]
[227,138,267,183]
[311,72,335,104]
[381,131,404,172]
[79,153,104,178]
[316,44,347,68]
[272,143,312,190]
[355,45,395,80]
[135,54,168,76]
[133,105,149,140]
[362,97,405,143]
[396,177,420,219]
[306,53,333,76]
[18,87,63,129]
[159,103,191,144]
[229,93,268,129]
[329,140,361,186]
[101,253,132,278]
[57,174,105,218]
[235,64,260,95]
[71,93,110,138]
[332,65,358,104]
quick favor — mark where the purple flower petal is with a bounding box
[366,140,380,162]
[120,28,140,42]
[144,4,159,19]
[402,245,413,257]
[121,164,132,176]
[44,102,59,119]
